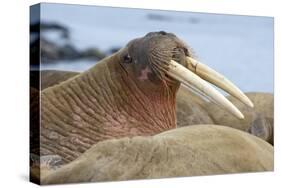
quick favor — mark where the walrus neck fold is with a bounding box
[41,54,177,163]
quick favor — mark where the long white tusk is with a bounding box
[186,57,254,108]
[168,60,244,119]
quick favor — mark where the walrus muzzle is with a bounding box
[166,57,254,119]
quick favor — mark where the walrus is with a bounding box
[41,125,273,184]
[205,92,274,144]
[35,32,254,168]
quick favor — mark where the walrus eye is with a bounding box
[123,54,133,64]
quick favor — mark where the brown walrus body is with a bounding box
[176,86,214,126]
[205,92,274,144]
[41,125,273,184]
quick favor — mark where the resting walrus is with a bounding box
[205,92,274,144]
[36,32,253,167]
[41,125,273,184]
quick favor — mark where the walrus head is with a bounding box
[116,31,253,119]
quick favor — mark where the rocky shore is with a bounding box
[30,22,120,65]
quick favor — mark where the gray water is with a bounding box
[38,3,274,93]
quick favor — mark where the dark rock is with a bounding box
[30,21,109,64]
[58,44,80,59]
[40,38,61,62]
[40,38,80,63]
[108,47,121,54]
[30,22,70,39]
[80,47,107,60]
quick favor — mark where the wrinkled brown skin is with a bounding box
[38,70,214,127]
[205,93,274,145]
[37,71,274,144]
[41,125,273,184]
[39,32,192,165]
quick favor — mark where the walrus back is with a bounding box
[41,125,273,184]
